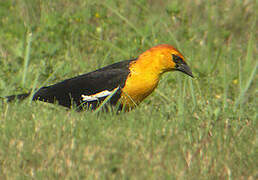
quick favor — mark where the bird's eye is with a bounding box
[172,54,185,64]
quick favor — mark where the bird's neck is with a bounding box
[120,57,165,109]
[133,54,165,77]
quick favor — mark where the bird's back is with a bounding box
[32,59,135,110]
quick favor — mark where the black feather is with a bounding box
[5,59,135,110]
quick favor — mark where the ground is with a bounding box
[0,0,257,179]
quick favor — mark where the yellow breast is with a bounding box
[120,61,161,109]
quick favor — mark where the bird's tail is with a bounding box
[3,93,31,102]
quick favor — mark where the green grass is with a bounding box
[0,0,257,179]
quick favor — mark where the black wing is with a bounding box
[32,59,135,110]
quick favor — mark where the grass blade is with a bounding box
[188,78,196,111]
[234,62,257,111]
[22,31,33,86]
[94,87,120,114]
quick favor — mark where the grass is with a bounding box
[0,0,257,179]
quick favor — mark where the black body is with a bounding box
[5,59,135,110]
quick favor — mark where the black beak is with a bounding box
[176,63,194,78]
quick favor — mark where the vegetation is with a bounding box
[0,0,256,179]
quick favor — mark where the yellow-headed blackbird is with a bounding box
[5,44,193,111]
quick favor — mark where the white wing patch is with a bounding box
[81,87,119,102]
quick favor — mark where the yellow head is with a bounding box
[137,44,194,77]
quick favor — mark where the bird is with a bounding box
[4,44,193,111]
